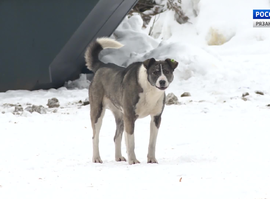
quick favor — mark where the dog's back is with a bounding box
[85,37,143,112]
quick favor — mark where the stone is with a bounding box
[13,105,23,115]
[47,98,60,108]
[25,105,46,114]
[255,91,264,95]
[242,92,249,97]
[242,97,248,101]
[181,92,191,97]
[83,100,90,106]
[166,93,179,105]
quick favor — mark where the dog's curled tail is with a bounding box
[84,37,124,72]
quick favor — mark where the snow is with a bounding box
[1,0,270,198]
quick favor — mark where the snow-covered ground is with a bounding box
[1,0,270,198]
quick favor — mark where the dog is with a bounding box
[85,37,178,164]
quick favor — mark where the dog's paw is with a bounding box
[147,157,158,164]
[92,157,103,163]
[128,159,140,165]
[115,156,126,162]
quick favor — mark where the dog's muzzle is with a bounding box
[156,80,168,90]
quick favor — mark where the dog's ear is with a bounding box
[143,58,156,69]
[166,58,178,70]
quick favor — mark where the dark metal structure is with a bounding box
[0,0,138,92]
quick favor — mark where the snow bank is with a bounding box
[100,12,222,79]
[100,15,159,66]
[97,0,270,101]
[65,74,90,89]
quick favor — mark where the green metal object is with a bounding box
[0,0,138,92]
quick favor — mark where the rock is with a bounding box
[25,106,31,112]
[242,97,248,101]
[80,98,90,106]
[242,92,249,97]
[166,93,179,105]
[3,103,16,108]
[181,92,191,97]
[25,105,46,114]
[13,105,23,115]
[47,98,60,108]
[83,100,90,106]
[255,91,264,95]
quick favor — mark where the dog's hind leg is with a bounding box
[112,110,126,162]
[91,103,105,163]
[147,115,161,163]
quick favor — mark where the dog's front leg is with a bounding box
[147,115,161,163]
[124,115,140,165]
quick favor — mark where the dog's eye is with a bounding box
[163,70,169,75]
[153,71,160,75]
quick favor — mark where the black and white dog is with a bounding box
[85,37,178,164]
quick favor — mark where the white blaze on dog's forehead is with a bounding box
[160,64,163,75]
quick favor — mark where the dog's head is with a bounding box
[143,58,178,90]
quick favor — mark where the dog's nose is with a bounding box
[159,80,166,87]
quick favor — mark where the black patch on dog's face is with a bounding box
[143,58,178,90]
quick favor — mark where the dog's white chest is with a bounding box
[135,88,164,118]
[135,65,165,118]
